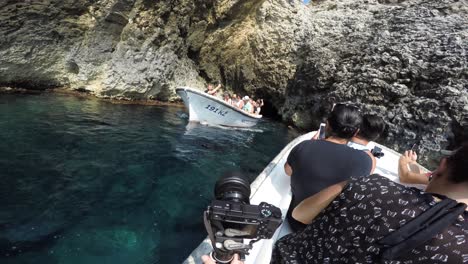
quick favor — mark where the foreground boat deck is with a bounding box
[184,131,427,264]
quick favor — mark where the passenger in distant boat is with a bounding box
[231,93,239,106]
[254,99,264,115]
[236,95,245,109]
[223,92,232,105]
[284,104,374,232]
[242,96,253,113]
[272,143,468,264]
[205,83,222,96]
[348,114,386,151]
[249,97,256,114]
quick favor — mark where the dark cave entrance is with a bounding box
[259,98,282,121]
[249,90,282,121]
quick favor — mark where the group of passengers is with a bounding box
[223,93,264,116]
[202,103,468,264]
[205,82,264,115]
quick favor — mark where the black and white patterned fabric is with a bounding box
[271,174,468,264]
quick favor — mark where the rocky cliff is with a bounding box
[0,0,467,161]
[281,0,468,163]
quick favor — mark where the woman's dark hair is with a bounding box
[446,143,468,184]
[327,104,362,139]
[358,114,386,142]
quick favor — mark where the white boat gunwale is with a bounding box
[183,131,317,264]
[175,86,262,120]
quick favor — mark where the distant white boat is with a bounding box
[183,131,428,264]
[176,87,262,127]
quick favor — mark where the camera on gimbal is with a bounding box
[203,172,282,263]
[371,146,385,158]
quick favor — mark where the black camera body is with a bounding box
[371,146,385,158]
[209,200,282,238]
[204,173,283,263]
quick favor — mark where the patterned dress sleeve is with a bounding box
[271,174,468,264]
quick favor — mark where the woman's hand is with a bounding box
[400,150,417,165]
[408,150,418,162]
[201,254,244,264]
[399,151,410,163]
[398,150,429,184]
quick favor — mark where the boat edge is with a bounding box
[175,87,262,120]
[182,131,317,264]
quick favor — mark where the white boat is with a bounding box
[176,86,262,127]
[183,131,427,264]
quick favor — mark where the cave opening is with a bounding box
[226,84,284,121]
[259,98,282,121]
[249,89,282,121]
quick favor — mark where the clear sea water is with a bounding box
[0,93,296,264]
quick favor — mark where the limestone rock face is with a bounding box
[0,0,208,99]
[281,0,468,163]
[0,0,467,163]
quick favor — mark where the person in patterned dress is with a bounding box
[284,104,375,232]
[272,143,468,263]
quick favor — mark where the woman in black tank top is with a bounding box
[284,104,376,231]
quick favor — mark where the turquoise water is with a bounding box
[0,93,295,264]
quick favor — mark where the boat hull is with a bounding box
[176,87,261,128]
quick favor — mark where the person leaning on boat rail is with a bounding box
[284,104,376,232]
[271,143,468,264]
[205,82,222,96]
[348,114,386,151]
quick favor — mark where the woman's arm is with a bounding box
[398,151,429,185]
[365,150,377,174]
[284,162,292,176]
[292,181,347,225]
[212,84,222,93]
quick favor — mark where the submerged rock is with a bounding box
[0,0,466,161]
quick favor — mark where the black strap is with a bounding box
[378,198,467,260]
[204,210,217,249]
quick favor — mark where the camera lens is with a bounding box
[214,172,251,204]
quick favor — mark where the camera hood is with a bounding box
[214,172,251,204]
